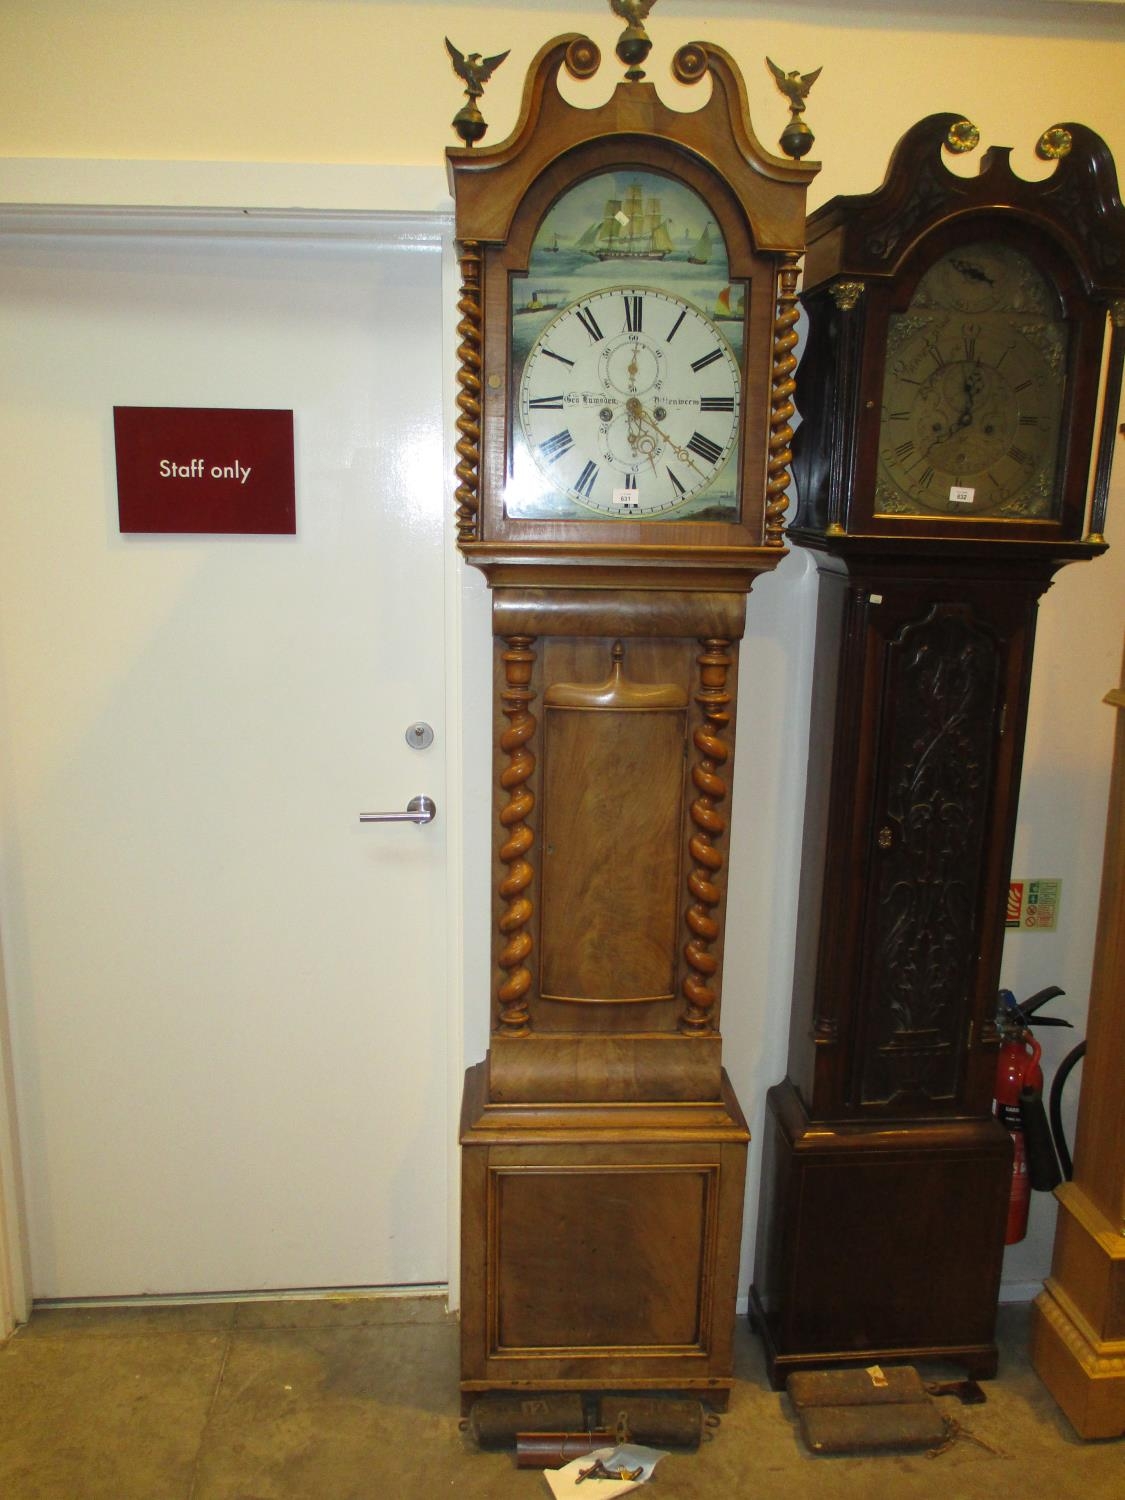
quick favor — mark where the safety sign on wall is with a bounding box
[1007,879,1062,932]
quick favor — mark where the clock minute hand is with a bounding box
[946,365,982,439]
[958,362,987,429]
[925,364,983,455]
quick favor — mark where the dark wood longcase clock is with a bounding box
[446,21,817,1408]
[749,113,1125,1385]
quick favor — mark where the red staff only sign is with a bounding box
[114,406,296,534]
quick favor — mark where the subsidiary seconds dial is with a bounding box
[517,287,741,517]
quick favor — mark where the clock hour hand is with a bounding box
[628,398,705,477]
[924,363,985,454]
[925,404,971,455]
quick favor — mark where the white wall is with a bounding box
[2,0,1123,1308]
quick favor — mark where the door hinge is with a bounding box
[998,702,1007,737]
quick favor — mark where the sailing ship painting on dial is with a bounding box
[509,170,747,521]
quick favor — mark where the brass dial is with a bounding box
[876,242,1067,519]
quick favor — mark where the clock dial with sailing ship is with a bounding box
[509,170,747,520]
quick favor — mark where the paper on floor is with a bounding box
[543,1444,668,1499]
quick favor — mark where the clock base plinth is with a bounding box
[459,1059,748,1412]
[1029,1184,1125,1439]
[749,1080,1010,1390]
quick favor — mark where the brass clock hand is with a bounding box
[924,361,986,455]
[627,398,705,476]
[925,404,973,455]
[623,402,659,474]
[961,364,984,414]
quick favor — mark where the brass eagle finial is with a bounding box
[766,57,822,159]
[610,0,655,24]
[445,37,510,147]
[766,58,822,112]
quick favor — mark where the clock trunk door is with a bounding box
[847,593,1021,1119]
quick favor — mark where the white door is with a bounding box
[0,210,451,1298]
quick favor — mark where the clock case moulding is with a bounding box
[448,31,817,589]
[750,112,1125,1387]
[447,33,817,1408]
[790,111,1125,554]
[446,31,818,1107]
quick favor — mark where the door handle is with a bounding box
[358,794,436,826]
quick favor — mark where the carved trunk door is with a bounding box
[851,602,1005,1114]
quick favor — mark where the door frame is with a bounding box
[0,201,465,1316]
[0,944,30,1337]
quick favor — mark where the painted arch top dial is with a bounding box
[517,287,741,518]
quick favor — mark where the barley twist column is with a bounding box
[766,253,801,546]
[454,241,483,545]
[680,638,732,1035]
[497,636,537,1036]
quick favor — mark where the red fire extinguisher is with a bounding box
[994,988,1066,1244]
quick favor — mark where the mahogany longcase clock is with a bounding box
[749,113,1125,1386]
[446,19,816,1408]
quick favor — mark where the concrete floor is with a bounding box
[0,1295,1120,1498]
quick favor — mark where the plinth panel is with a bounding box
[494,1164,710,1350]
[1030,1182,1125,1438]
[460,1061,748,1407]
[750,1080,1010,1387]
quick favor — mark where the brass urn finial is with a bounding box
[946,119,980,154]
[610,0,656,81]
[767,57,822,159]
[445,37,509,147]
[1037,124,1074,161]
